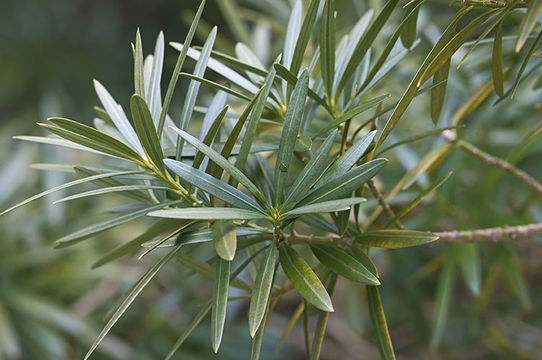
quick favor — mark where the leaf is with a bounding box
[283,0,302,73]
[148,207,270,220]
[430,26,454,125]
[93,80,144,154]
[212,258,230,353]
[276,301,305,351]
[176,26,217,159]
[193,105,228,169]
[83,245,182,360]
[336,0,400,95]
[283,130,338,207]
[275,69,309,205]
[366,286,396,360]
[317,130,376,185]
[281,197,366,220]
[430,255,454,350]
[43,118,145,164]
[217,0,251,44]
[355,229,438,248]
[400,1,420,48]
[492,20,504,97]
[134,28,145,98]
[158,0,206,136]
[516,0,542,52]
[212,220,237,261]
[279,243,334,312]
[130,94,165,170]
[54,201,178,248]
[320,0,335,101]
[375,126,461,155]
[0,170,145,216]
[290,0,320,76]
[164,159,264,212]
[165,300,212,360]
[249,289,271,360]
[346,245,378,277]
[147,31,165,121]
[311,244,379,285]
[168,127,267,205]
[499,244,532,309]
[453,243,481,296]
[53,185,169,204]
[178,72,251,102]
[315,95,389,136]
[298,158,387,205]
[510,29,542,98]
[248,241,277,337]
[311,274,338,360]
[402,143,453,190]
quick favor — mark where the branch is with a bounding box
[435,222,542,243]
[456,0,528,8]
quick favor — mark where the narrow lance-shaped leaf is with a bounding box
[248,240,277,337]
[367,286,396,360]
[281,198,366,220]
[211,258,230,353]
[212,220,237,261]
[346,245,378,277]
[355,229,438,249]
[130,94,165,170]
[148,207,270,220]
[279,243,334,312]
[147,31,164,121]
[83,245,183,360]
[134,28,145,98]
[453,243,481,296]
[515,0,542,52]
[400,0,420,48]
[290,0,321,76]
[178,73,252,102]
[510,29,542,99]
[282,0,302,96]
[158,0,206,136]
[430,23,454,125]
[275,69,309,205]
[320,0,335,101]
[499,244,532,309]
[176,26,217,159]
[311,243,380,285]
[430,256,454,350]
[193,105,228,169]
[311,274,338,360]
[492,20,504,97]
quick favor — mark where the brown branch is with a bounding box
[367,179,405,230]
[436,222,542,243]
[457,0,528,8]
[455,139,542,196]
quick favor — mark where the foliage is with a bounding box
[3,0,542,358]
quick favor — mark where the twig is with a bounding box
[457,0,527,8]
[456,139,542,196]
[436,222,542,243]
[367,179,405,229]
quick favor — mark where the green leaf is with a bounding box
[298,158,387,205]
[164,159,264,212]
[400,1,420,48]
[355,229,438,248]
[168,127,267,205]
[283,130,338,207]
[200,48,268,77]
[176,26,217,159]
[84,245,183,360]
[130,94,165,170]
[0,170,145,216]
[146,31,164,121]
[165,300,212,360]
[290,0,320,76]
[402,143,453,190]
[93,80,144,154]
[283,0,302,76]
[346,245,378,278]
[134,28,145,98]
[516,0,542,52]
[320,0,335,101]
[336,0,400,95]
[148,207,270,220]
[430,27,453,125]
[211,258,230,353]
[217,0,251,44]
[311,274,337,360]
[492,20,504,97]
[367,286,396,360]
[54,201,179,248]
[510,29,542,98]
[249,288,271,360]
[279,243,334,312]
[212,220,237,261]
[193,105,228,170]
[276,301,305,351]
[275,69,309,205]
[375,126,461,155]
[178,72,252,102]
[311,243,379,285]
[317,130,376,185]
[281,197,366,220]
[499,244,532,309]
[43,118,145,164]
[430,255,454,350]
[53,185,169,204]
[158,0,206,136]
[248,241,277,337]
[453,243,481,296]
[315,95,389,136]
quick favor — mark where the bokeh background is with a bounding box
[1,0,541,359]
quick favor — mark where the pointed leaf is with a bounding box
[212,220,237,261]
[282,197,366,220]
[492,20,504,97]
[516,0,542,52]
[355,229,438,248]
[148,207,270,220]
[130,94,165,170]
[211,258,230,353]
[134,29,145,98]
[430,256,454,350]
[290,0,321,76]
[400,1,420,48]
[320,0,335,101]
[367,286,396,360]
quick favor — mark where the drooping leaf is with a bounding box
[311,243,380,285]
[212,220,237,261]
[492,20,505,97]
[367,286,396,360]
[400,0,420,48]
[279,243,334,312]
[510,29,542,98]
[248,241,277,337]
[211,258,230,353]
[355,229,438,248]
[515,0,542,52]
[430,24,454,125]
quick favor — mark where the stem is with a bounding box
[457,0,527,8]
[456,140,542,196]
[435,222,542,243]
[367,180,405,230]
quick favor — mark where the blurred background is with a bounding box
[1,0,541,359]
